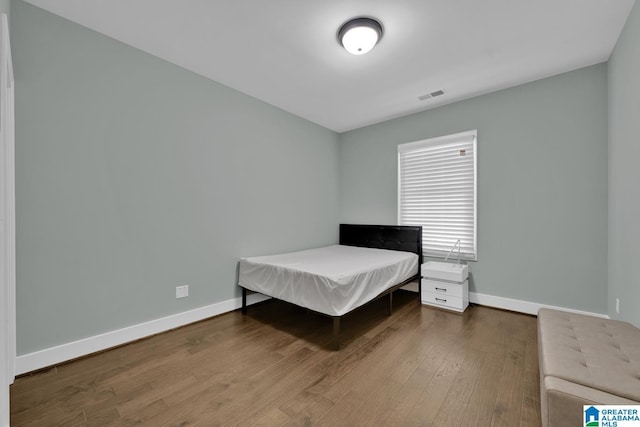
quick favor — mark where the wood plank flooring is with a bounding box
[10,291,541,426]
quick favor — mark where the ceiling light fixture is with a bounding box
[338,17,383,55]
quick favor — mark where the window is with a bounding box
[398,130,477,261]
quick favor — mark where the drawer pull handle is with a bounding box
[435,298,447,303]
[435,287,447,292]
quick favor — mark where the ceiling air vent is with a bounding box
[418,89,445,101]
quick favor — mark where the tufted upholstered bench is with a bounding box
[537,308,640,427]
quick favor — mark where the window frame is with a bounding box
[397,130,477,261]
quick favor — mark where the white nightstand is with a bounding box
[421,261,469,313]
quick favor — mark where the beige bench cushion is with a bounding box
[538,308,640,401]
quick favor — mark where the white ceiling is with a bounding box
[23,0,636,132]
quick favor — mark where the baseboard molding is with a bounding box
[16,291,608,375]
[15,293,271,376]
[469,292,609,318]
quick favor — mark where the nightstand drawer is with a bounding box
[420,276,469,313]
[421,293,465,311]
[421,279,464,298]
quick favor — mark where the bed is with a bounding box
[238,224,423,349]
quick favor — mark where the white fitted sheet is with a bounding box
[238,245,418,316]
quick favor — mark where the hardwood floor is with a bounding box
[10,291,541,426]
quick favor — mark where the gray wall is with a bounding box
[339,64,609,314]
[12,0,339,355]
[0,0,8,30]
[608,1,640,326]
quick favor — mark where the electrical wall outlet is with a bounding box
[176,285,189,299]
[616,298,620,314]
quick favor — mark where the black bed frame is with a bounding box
[240,224,423,350]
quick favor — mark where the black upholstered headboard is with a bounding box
[339,224,423,265]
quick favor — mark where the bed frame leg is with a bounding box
[388,291,394,316]
[333,317,340,351]
[241,287,247,314]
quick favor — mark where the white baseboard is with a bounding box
[16,290,609,375]
[15,293,271,376]
[469,292,609,319]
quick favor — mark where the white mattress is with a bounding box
[238,244,419,316]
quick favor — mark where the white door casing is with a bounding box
[0,12,15,427]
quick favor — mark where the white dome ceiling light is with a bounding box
[338,17,383,55]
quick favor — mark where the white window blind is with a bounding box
[398,130,477,261]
